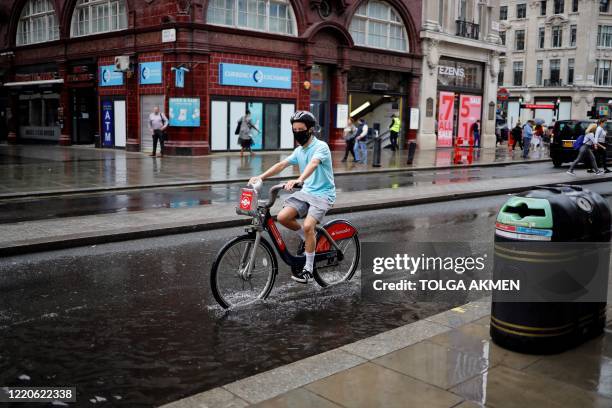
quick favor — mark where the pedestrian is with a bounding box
[567,123,604,176]
[511,122,522,150]
[532,124,543,151]
[341,117,358,162]
[471,120,481,148]
[595,118,611,173]
[389,114,401,151]
[495,126,502,146]
[522,120,534,158]
[236,110,259,157]
[355,119,369,164]
[148,105,168,157]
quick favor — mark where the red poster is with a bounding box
[437,91,455,147]
[457,95,482,147]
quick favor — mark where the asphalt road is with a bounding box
[1,181,612,407]
[0,161,562,224]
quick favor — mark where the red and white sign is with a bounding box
[457,95,482,147]
[523,104,555,110]
[239,189,255,211]
[437,91,455,147]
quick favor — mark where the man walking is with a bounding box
[148,106,168,157]
[389,114,401,151]
[355,119,369,164]
[511,122,522,150]
[472,120,481,148]
[522,120,534,159]
[595,118,610,173]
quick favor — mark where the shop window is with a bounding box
[349,1,409,52]
[16,0,60,46]
[70,0,127,37]
[207,0,296,36]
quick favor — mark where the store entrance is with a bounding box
[71,88,97,144]
[310,64,331,143]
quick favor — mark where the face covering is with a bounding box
[293,129,310,146]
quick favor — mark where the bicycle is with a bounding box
[210,182,361,309]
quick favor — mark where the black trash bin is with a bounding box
[406,141,417,165]
[372,131,382,168]
[491,185,611,354]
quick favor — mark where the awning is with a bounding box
[2,79,64,87]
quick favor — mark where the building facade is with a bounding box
[419,0,504,150]
[499,0,612,126]
[0,0,423,155]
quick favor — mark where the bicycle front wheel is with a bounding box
[210,235,277,309]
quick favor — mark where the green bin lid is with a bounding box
[497,196,553,229]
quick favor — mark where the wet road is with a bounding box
[1,162,562,224]
[2,182,612,407]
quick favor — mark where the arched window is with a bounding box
[349,1,408,52]
[16,0,60,46]
[207,0,297,36]
[70,0,127,37]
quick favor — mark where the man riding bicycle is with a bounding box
[249,111,336,284]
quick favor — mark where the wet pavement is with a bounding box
[0,162,559,224]
[0,144,548,196]
[0,191,542,407]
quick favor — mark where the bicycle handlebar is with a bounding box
[261,182,303,209]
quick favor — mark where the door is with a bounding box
[114,100,126,148]
[210,100,228,151]
[264,103,280,149]
[72,88,96,144]
[310,101,328,142]
[247,102,263,150]
[280,103,295,149]
[229,102,246,150]
[140,95,164,153]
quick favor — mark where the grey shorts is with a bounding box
[283,190,332,223]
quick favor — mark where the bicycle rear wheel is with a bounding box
[210,235,277,309]
[312,221,360,287]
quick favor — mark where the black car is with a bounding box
[549,119,612,167]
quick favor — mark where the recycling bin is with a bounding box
[491,185,611,354]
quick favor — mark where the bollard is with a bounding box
[491,185,611,354]
[406,141,417,165]
[372,130,382,167]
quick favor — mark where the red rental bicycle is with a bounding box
[210,182,360,309]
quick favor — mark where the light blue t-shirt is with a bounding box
[285,138,336,203]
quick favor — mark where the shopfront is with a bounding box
[67,62,97,144]
[435,57,484,148]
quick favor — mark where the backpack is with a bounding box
[572,135,585,150]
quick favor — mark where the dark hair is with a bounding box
[246,110,251,115]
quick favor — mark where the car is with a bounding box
[550,120,594,167]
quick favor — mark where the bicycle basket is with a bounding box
[236,187,258,216]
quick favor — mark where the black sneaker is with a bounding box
[291,269,313,284]
[587,169,595,173]
[605,169,612,173]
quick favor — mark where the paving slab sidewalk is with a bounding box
[160,298,612,408]
[1,170,609,256]
[0,144,548,198]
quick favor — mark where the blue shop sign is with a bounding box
[169,98,200,127]
[99,65,123,86]
[219,63,292,89]
[101,100,114,147]
[140,61,163,85]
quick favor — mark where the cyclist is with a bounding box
[248,111,336,284]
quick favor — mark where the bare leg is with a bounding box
[277,207,301,231]
[302,216,318,253]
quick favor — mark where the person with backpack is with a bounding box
[355,118,369,164]
[236,110,259,157]
[148,105,168,157]
[567,123,604,176]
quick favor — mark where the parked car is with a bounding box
[550,119,612,167]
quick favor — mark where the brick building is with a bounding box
[0,0,422,155]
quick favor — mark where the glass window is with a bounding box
[541,1,547,16]
[568,58,575,84]
[513,61,524,86]
[554,0,564,14]
[598,25,612,47]
[552,26,562,47]
[596,60,612,85]
[208,0,295,35]
[515,30,525,50]
[536,60,543,85]
[500,6,508,20]
[570,25,576,46]
[550,59,561,84]
[601,0,610,13]
[572,0,578,12]
[517,3,527,18]
[538,27,545,48]
[500,31,506,45]
[16,0,60,46]
[349,1,409,52]
[498,62,505,85]
[71,0,127,37]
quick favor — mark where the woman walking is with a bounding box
[567,124,604,176]
[341,118,358,162]
[237,110,259,157]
